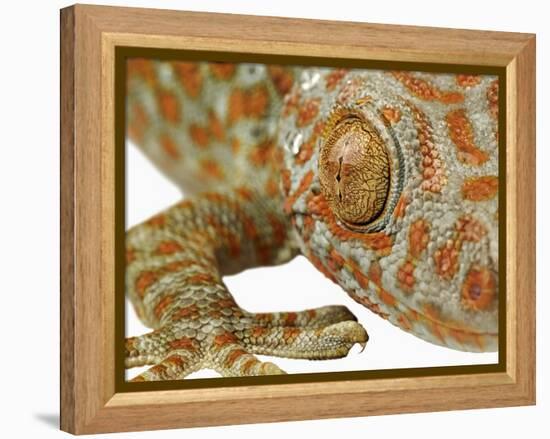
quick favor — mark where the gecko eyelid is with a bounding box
[318,108,393,232]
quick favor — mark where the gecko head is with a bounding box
[279,68,499,352]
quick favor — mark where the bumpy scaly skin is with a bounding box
[126,60,498,380]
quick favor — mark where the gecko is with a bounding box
[125,60,499,381]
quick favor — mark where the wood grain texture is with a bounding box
[60,4,536,434]
[60,6,75,433]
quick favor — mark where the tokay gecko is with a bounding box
[124,60,499,381]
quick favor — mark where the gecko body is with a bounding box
[125,60,498,380]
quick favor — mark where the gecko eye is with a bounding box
[319,108,391,231]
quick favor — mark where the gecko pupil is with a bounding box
[319,112,391,229]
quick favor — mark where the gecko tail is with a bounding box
[126,58,298,196]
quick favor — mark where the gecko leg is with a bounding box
[125,189,368,380]
[251,305,358,328]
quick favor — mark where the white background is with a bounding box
[0,0,546,437]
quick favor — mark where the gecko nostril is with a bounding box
[469,284,482,300]
[461,266,496,311]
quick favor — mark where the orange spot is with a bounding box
[166,355,185,368]
[308,252,337,284]
[378,288,396,306]
[231,137,240,154]
[461,266,496,311]
[462,176,498,201]
[159,134,180,160]
[283,89,301,116]
[241,358,259,374]
[127,58,156,85]
[449,328,468,345]
[391,71,464,104]
[208,111,225,142]
[249,140,275,166]
[296,98,320,127]
[397,314,412,331]
[325,69,348,91]
[209,63,236,80]
[157,91,180,123]
[126,249,136,264]
[423,303,441,321]
[382,106,402,123]
[164,260,198,272]
[348,291,389,319]
[268,65,294,96]
[228,86,269,123]
[302,215,315,241]
[281,169,292,195]
[265,179,280,197]
[200,159,224,180]
[409,104,446,192]
[487,79,499,119]
[173,62,202,98]
[214,332,238,347]
[456,215,487,242]
[128,104,148,144]
[353,268,370,289]
[131,376,146,382]
[251,326,268,338]
[147,214,166,227]
[430,322,446,344]
[284,312,297,325]
[172,304,199,320]
[187,273,217,284]
[397,260,415,292]
[446,109,489,166]
[247,86,269,117]
[368,261,382,285]
[168,337,196,351]
[204,192,226,203]
[150,364,167,375]
[267,214,287,246]
[408,309,420,322]
[228,89,245,122]
[456,74,481,87]
[284,170,314,214]
[177,199,193,209]
[393,193,409,219]
[408,219,430,259]
[255,313,273,324]
[217,298,237,308]
[283,327,301,341]
[433,241,460,280]
[135,271,157,298]
[328,248,346,272]
[236,186,254,201]
[189,124,209,147]
[209,310,222,319]
[154,295,173,319]
[155,241,183,255]
[225,348,247,367]
[296,121,324,165]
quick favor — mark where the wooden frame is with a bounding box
[60,4,536,434]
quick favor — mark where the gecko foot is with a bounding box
[126,304,368,381]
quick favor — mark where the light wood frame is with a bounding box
[60,4,536,434]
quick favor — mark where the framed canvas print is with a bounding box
[60,4,536,434]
